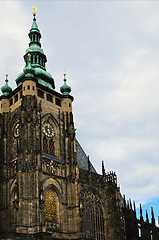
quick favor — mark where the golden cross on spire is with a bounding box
[33,5,37,16]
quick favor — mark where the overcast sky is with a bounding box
[0,0,159,222]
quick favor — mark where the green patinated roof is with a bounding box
[30,15,40,33]
[1,75,12,96]
[15,13,55,90]
[60,74,71,96]
[26,44,44,54]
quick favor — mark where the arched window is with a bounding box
[45,189,57,222]
[42,121,56,156]
[43,137,55,156]
[81,189,105,240]
[45,188,60,231]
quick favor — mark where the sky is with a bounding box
[0,0,159,223]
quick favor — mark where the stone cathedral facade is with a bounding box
[0,12,159,240]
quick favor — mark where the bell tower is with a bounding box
[0,10,80,239]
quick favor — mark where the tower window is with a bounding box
[10,98,13,106]
[14,94,18,103]
[55,98,61,107]
[27,85,30,90]
[46,94,53,103]
[38,89,44,99]
[33,86,35,91]
[43,136,55,156]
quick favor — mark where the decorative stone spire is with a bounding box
[60,73,71,96]
[123,195,126,207]
[140,204,143,221]
[146,210,149,223]
[102,161,105,176]
[1,74,12,96]
[16,9,55,90]
[133,201,136,217]
[151,207,155,225]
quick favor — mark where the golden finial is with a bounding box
[64,69,67,77]
[6,74,8,77]
[33,5,37,16]
[28,53,31,57]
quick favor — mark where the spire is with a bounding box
[1,74,12,96]
[151,207,155,225]
[129,198,132,210]
[28,11,41,48]
[133,201,136,217]
[16,8,55,90]
[102,161,105,176]
[140,204,143,221]
[60,73,71,96]
[146,210,149,223]
[123,195,126,207]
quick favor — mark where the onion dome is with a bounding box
[16,11,55,90]
[60,73,71,96]
[1,74,12,96]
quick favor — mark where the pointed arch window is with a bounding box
[42,122,56,156]
[45,188,60,231]
[45,189,57,222]
[81,189,105,240]
[43,136,55,156]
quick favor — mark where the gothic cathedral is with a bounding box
[0,11,159,240]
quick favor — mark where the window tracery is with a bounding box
[45,189,58,222]
[49,139,54,155]
[81,189,105,240]
[42,120,56,156]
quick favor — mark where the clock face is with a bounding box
[42,123,55,138]
[14,123,20,138]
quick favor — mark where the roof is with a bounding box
[76,140,96,173]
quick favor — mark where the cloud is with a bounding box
[0,2,30,87]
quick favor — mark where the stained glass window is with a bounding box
[45,189,57,221]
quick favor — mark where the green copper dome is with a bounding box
[60,74,71,96]
[15,13,55,90]
[1,75,12,96]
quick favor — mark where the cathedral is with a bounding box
[0,10,159,240]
